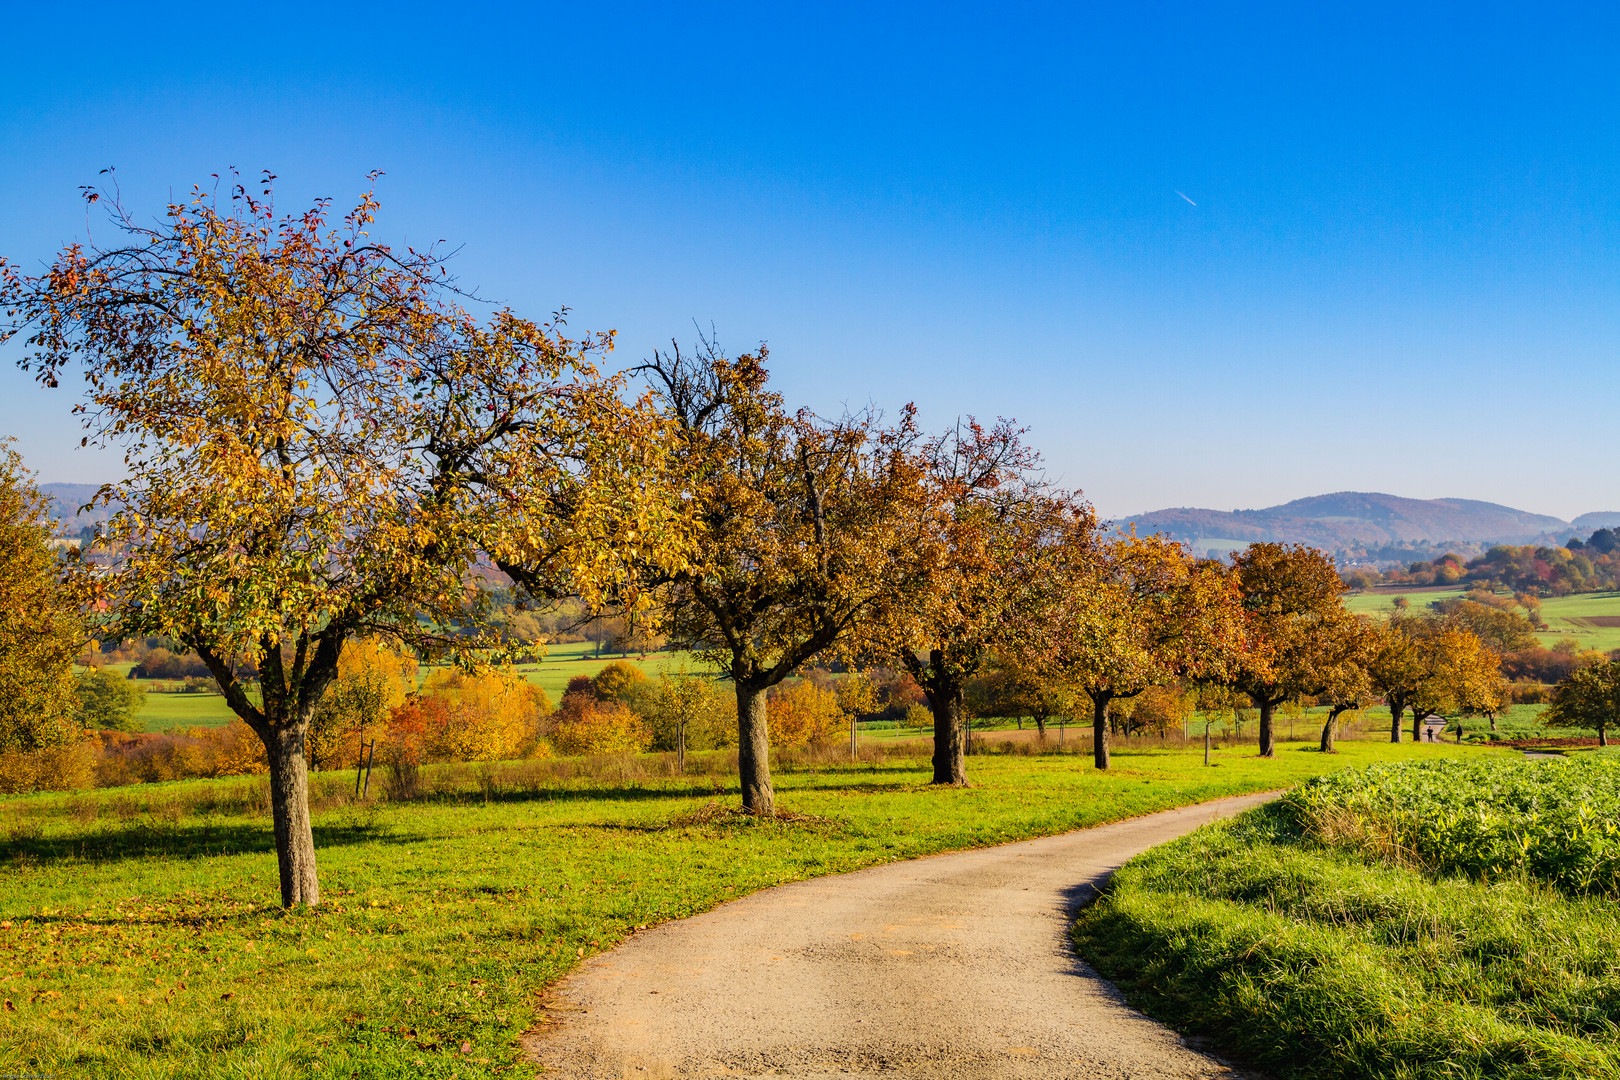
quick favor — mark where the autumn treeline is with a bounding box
[0,176,1548,905]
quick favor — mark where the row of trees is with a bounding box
[1349,534,1620,595]
[0,175,1519,907]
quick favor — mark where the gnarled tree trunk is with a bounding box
[264,722,320,907]
[736,682,774,814]
[930,682,968,786]
[1090,691,1112,770]
[1320,704,1350,753]
[1387,695,1405,743]
[1257,697,1278,757]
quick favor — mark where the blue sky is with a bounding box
[2,2,1617,521]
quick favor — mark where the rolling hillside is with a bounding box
[1122,492,1584,562]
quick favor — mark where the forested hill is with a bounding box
[1122,492,1582,562]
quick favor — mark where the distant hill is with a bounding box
[1572,511,1620,532]
[38,483,112,534]
[1121,492,1577,563]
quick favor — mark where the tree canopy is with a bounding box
[0,441,80,753]
[1,174,679,904]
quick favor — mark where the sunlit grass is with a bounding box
[0,740,1484,1079]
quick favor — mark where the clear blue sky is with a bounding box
[2,2,1617,522]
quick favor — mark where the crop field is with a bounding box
[1075,755,1620,1079]
[0,740,1476,1080]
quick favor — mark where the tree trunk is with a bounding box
[265,723,320,907]
[1033,715,1046,738]
[1091,692,1111,770]
[1488,712,1497,732]
[736,682,774,814]
[930,682,968,786]
[1388,696,1404,743]
[1411,707,1424,742]
[1602,722,1609,748]
[1257,698,1276,758]
[1320,705,1348,753]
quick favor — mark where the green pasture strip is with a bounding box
[136,692,237,732]
[1344,587,1466,616]
[471,643,700,701]
[1537,591,1620,650]
[0,741,1470,1080]
[1346,587,1620,650]
[1075,758,1620,1080]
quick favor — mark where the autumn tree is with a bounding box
[1366,615,1424,742]
[1546,659,1620,746]
[970,659,1078,738]
[0,441,80,753]
[1307,616,1376,752]
[633,341,930,813]
[1033,534,1245,769]
[1406,622,1503,739]
[865,419,1089,785]
[2,174,673,905]
[1228,543,1353,758]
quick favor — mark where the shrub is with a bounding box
[417,667,550,761]
[551,696,650,755]
[637,671,737,752]
[0,741,96,794]
[768,679,846,748]
[902,703,934,729]
[130,647,212,680]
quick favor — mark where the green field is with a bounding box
[136,693,238,732]
[1347,586,1620,650]
[108,645,693,733]
[1076,755,1620,1079]
[0,740,1482,1080]
[506,642,698,702]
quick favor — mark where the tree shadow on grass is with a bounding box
[1,820,429,869]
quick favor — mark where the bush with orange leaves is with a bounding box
[380,667,553,768]
[308,639,419,771]
[550,684,651,755]
[768,678,847,749]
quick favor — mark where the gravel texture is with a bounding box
[526,791,1277,1079]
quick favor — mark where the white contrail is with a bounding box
[1176,190,1197,206]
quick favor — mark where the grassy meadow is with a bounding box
[0,739,1482,1079]
[1074,754,1620,1080]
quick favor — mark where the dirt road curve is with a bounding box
[527,792,1276,1079]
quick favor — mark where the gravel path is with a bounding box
[526,792,1277,1079]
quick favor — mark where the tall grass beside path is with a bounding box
[2,741,1479,1079]
[1074,755,1620,1080]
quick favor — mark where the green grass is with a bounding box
[136,692,238,732]
[0,740,1475,1079]
[434,642,698,702]
[1344,586,1466,617]
[1074,757,1620,1079]
[1536,591,1620,651]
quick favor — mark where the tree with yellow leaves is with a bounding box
[1032,533,1245,769]
[2,173,678,906]
[863,418,1092,785]
[1227,543,1354,758]
[633,341,932,814]
[0,440,80,754]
